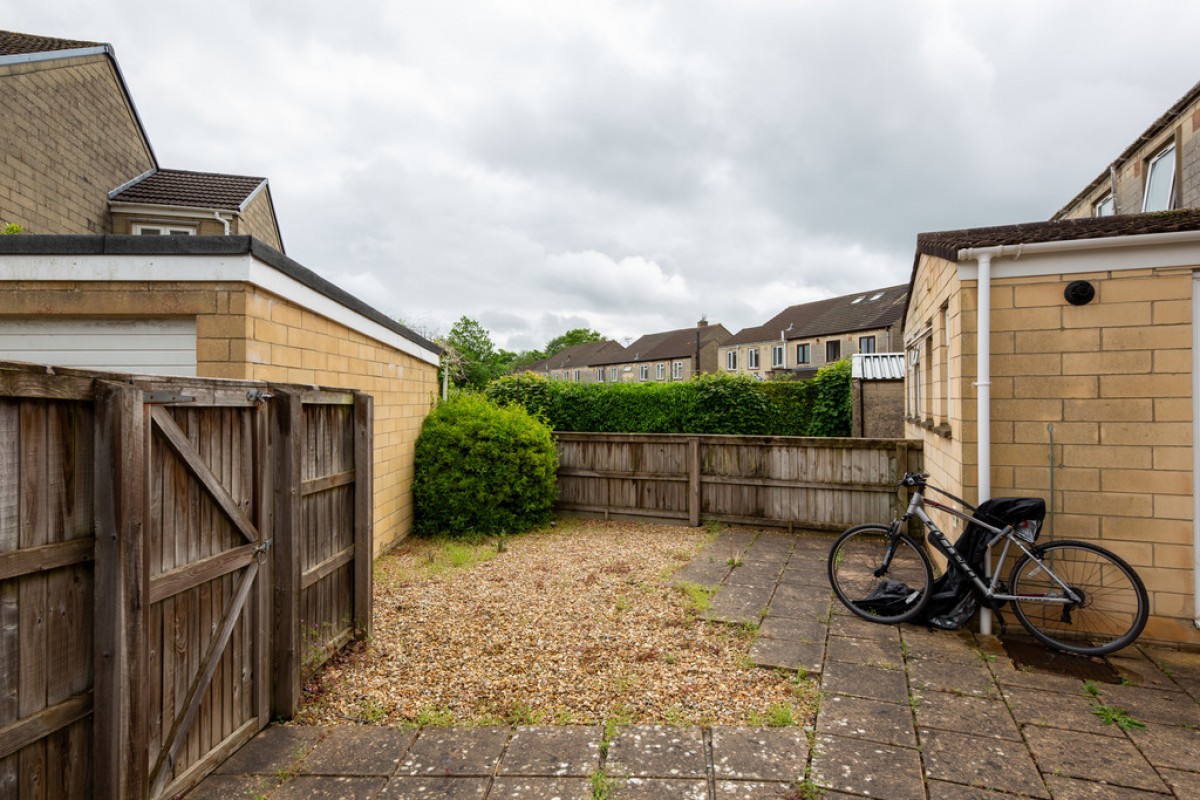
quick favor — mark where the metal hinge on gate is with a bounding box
[143,391,195,405]
[253,538,274,564]
[247,389,274,403]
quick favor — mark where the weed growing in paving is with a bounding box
[1089,703,1146,731]
[590,769,617,800]
[676,581,717,615]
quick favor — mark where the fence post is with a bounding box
[688,437,701,527]
[271,388,303,719]
[92,381,148,800]
[353,392,374,639]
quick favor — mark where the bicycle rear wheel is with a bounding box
[828,524,933,624]
[1008,540,1148,656]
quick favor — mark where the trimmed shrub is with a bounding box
[806,359,852,437]
[413,393,558,537]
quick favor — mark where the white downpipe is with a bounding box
[1193,274,1200,628]
[973,252,994,635]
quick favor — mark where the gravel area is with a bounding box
[295,520,819,728]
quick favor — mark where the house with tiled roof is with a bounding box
[905,208,1200,647]
[0,30,440,556]
[719,284,907,380]
[525,339,627,382]
[1054,78,1200,220]
[0,31,283,247]
[591,319,731,382]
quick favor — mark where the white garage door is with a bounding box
[0,317,197,376]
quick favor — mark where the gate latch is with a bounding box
[253,538,273,564]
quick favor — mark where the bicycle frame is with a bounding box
[903,486,1082,607]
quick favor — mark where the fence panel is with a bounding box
[555,432,922,531]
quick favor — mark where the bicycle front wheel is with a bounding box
[1008,540,1148,656]
[828,524,933,624]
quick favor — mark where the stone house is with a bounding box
[0,31,438,551]
[590,320,731,383]
[524,339,626,382]
[905,209,1200,646]
[1055,78,1200,219]
[720,284,907,380]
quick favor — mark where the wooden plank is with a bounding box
[0,539,94,582]
[271,390,303,719]
[0,692,92,761]
[687,437,700,527]
[353,395,372,639]
[301,545,354,591]
[300,468,355,497]
[92,380,148,800]
[149,544,257,605]
[252,399,272,727]
[158,717,259,800]
[151,406,258,546]
[0,369,93,401]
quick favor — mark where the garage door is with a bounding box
[0,317,197,376]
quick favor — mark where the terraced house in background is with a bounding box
[720,284,907,380]
[589,319,732,383]
[524,339,625,382]
[0,30,440,551]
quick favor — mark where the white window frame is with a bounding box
[1143,143,1177,212]
[609,367,618,382]
[656,363,665,380]
[747,348,759,369]
[771,344,784,368]
[573,369,581,382]
[796,343,810,364]
[597,368,606,382]
[907,344,922,418]
[639,364,648,381]
[672,361,683,379]
[134,223,196,236]
[859,335,876,354]
[1094,193,1114,217]
[726,350,737,370]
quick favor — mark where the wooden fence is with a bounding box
[555,432,922,531]
[0,363,373,800]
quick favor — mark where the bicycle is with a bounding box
[826,472,1148,656]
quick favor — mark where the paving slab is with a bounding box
[488,776,593,799]
[709,726,808,781]
[824,633,903,670]
[613,777,709,798]
[1041,775,1177,800]
[907,656,998,698]
[914,691,1021,741]
[919,728,1048,798]
[774,567,828,590]
[1095,682,1200,728]
[899,625,982,664]
[299,726,417,775]
[671,556,729,587]
[1022,726,1166,792]
[704,585,773,624]
[606,725,707,779]
[213,725,325,775]
[828,614,902,643]
[1126,720,1200,771]
[747,636,824,673]
[181,773,276,799]
[496,725,602,776]
[820,660,909,704]
[396,727,509,777]
[377,775,490,798]
[768,583,828,610]
[1160,768,1200,798]
[816,694,917,748]
[810,733,924,800]
[724,563,784,588]
[999,685,1125,738]
[1107,647,1181,691]
[989,657,1097,695]
[271,775,389,799]
[714,780,805,798]
[923,780,1022,798]
[757,613,826,643]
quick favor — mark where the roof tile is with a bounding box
[110,169,267,211]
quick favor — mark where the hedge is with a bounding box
[486,364,851,437]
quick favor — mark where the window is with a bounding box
[639,364,648,381]
[609,367,618,382]
[771,345,784,367]
[134,223,196,236]
[851,296,865,304]
[1094,193,1114,217]
[597,368,606,382]
[907,345,922,418]
[672,361,683,379]
[796,343,810,364]
[573,369,581,382]
[859,336,876,354]
[869,291,885,301]
[748,348,759,369]
[1143,143,1176,212]
[726,350,737,370]
[826,340,841,362]
[656,363,665,380]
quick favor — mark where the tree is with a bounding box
[543,328,606,357]
[444,316,506,390]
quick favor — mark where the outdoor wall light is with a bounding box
[1064,280,1096,306]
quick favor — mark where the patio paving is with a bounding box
[186,528,1200,799]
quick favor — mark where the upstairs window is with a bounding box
[796,343,810,364]
[826,340,841,362]
[134,223,195,235]
[747,348,759,369]
[1143,143,1176,212]
[859,335,876,354]
[1094,193,1114,217]
[771,345,784,367]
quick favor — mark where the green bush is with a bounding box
[806,359,852,437]
[413,393,558,537]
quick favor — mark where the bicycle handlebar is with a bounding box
[897,472,929,488]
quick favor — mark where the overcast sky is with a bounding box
[9,1,1200,350]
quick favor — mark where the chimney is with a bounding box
[697,316,708,328]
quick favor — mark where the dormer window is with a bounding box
[869,291,885,301]
[134,223,196,235]
[1094,193,1114,217]
[851,296,865,304]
